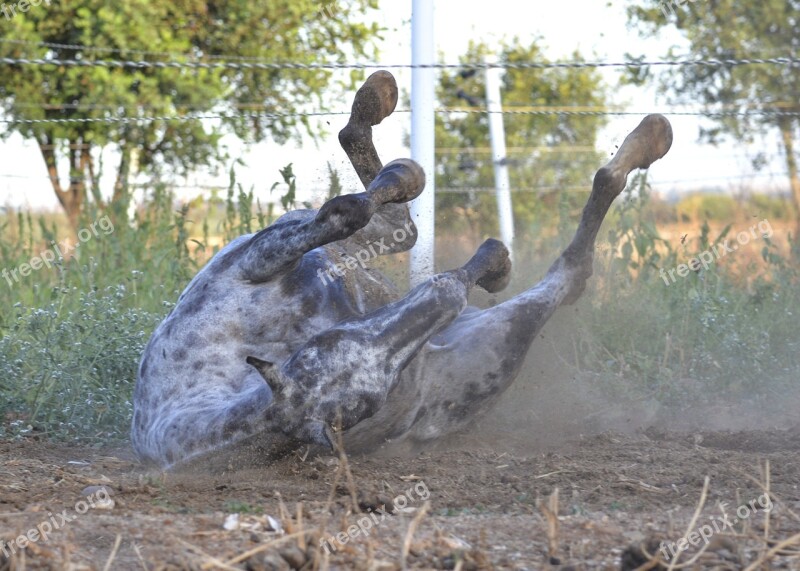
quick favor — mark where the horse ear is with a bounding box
[246,356,284,394]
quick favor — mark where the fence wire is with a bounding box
[0,55,798,72]
[0,42,795,194]
[3,38,799,70]
[2,107,798,126]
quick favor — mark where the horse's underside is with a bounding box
[131,71,672,470]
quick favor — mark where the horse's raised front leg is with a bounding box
[339,70,418,255]
[239,158,424,282]
[396,114,674,443]
[246,239,511,448]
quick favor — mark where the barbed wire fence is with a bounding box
[0,39,796,201]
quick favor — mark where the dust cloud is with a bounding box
[431,297,800,455]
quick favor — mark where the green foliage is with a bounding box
[0,181,270,442]
[440,173,797,408]
[271,163,298,211]
[432,38,609,236]
[326,161,343,200]
[746,193,792,221]
[576,177,799,405]
[223,500,263,514]
[675,193,739,221]
[625,0,800,242]
[625,0,799,142]
[0,284,161,441]
[0,0,381,218]
[1,175,796,443]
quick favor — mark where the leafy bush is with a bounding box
[676,193,740,222]
[574,175,799,404]
[0,284,163,441]
[0,178,270,442]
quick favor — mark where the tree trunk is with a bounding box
[85,148,103,206]
[37,135,85,229]
[778,119,800,257]
[113,143,131,204]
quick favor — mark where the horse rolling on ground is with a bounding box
[131,71,673,469]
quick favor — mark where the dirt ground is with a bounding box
[2,426,800,571]
[2,322,800,571]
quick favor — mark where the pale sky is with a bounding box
[0,0,790,211]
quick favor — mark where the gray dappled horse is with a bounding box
[131,71,672,469]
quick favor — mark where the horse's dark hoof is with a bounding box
[348,70,398,126]
[367,159,426,205]
[465,238,512,293]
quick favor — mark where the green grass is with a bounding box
[0,181,271,442]
[579,178,798,405]
[0,174,797,443]
[223,500,263,514]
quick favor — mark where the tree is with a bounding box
[626,0,800,251]
[0,0,380,226]
[433,39,609,236]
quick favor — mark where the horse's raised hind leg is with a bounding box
[339,71,419,254]
[339,70,397,188]
[396,114,674,444]
[246,239,511,448]
[236,71,419,283]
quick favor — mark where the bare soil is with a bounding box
[2,427,800,571]
[3,326,799,571]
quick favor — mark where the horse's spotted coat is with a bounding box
[131,71,673,469]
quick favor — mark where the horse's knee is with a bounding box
[316,194,374,238]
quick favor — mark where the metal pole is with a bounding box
[485,64,515,258]
[409,0,435,286]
